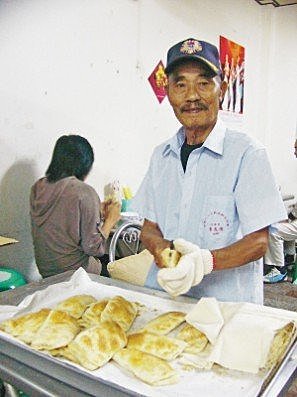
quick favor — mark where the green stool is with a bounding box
[0,267,26,291]
[0,268,28,396]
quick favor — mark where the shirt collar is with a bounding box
[162,117,227,157]
[203,118,226,156]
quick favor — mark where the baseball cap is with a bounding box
[165,38,222,76]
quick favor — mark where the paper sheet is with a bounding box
[0,268,296,397]
[0,236,18,247]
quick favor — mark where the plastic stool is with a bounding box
[0,268,27,396]
[0,267,26,292]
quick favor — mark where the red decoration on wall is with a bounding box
[148,60,167,104]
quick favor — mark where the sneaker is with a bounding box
[263,267,287,283]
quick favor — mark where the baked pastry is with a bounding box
[49,345,79,364]
[54,295,96,319]
[265,322,295,370]
[176,323,208,353]
[67,320,127,370]
[127,331,187,360]
[142,311,186,335]
[78,299,109,328]
[161,248,181,268]
[0,308,50,344]
[100,296,137,332]
[31,310,80,350]
[113,348,179,386]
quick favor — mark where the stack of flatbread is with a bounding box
[1,294,295,387]
[0,294,193,386]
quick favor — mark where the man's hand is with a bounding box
[157,239,214,296]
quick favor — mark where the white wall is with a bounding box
[0,0,296,281]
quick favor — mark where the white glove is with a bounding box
[173,238,213,275]
[157,239,214,297]
[157,251,198,296]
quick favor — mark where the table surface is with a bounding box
[0,271,296,397]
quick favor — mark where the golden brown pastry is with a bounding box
[78,299,109,328]
[113,348,179,386]
[127,331,187,360]
[176,323,208,353]
[0,308,51,344]
[265,322,296,370]
[54,294,96,319]
[161,248,181,268]
[31,310,80,350]
[67,320,127,370]
[100,296,137,332]
[142,311,186,335]
[49,345,79,364]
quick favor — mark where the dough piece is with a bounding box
[161,248,181,268]
[78,299,109,328]
[100,296,137,332]
[67,320,127,370]
[55,294,96,319]
[31,310,80,350]
[0,308,51,344]
[113,348,179,386]
[142,311,186,335]
[176,323,208,353]
[127,331,187,360]
[265,322,295,370]
[49,345,79,364]
[107,249,153,286]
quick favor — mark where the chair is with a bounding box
[108,220,143,263]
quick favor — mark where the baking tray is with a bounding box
[0,270,296,397]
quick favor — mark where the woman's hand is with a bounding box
[102,199,121,227]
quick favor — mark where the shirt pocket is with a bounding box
[198,195,237,248]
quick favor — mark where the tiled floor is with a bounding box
[264,281,297,396]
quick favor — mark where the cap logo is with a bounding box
[180,39,202,55]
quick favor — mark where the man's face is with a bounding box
[166,61,226,133]
[294,139,297,158]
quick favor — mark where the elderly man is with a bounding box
[132,38,286,303]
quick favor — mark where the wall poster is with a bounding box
[219,36,245,130]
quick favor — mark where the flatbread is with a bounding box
[55,294,96,319]
[78,299,109,328]
[100,296,137,332]
[31,310,80,350]
[142,311,186,335]
[265,322,296,370]
[161,248,181,268]
[113,348,179,386]
[0,308,51,344]
[127,331,187,360]
[49,345,79,364]
[67,320,127,370]
[176,323,208,353]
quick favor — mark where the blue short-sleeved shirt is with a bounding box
[132,119,287,304]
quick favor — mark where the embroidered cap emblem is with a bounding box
[180,39,202,54]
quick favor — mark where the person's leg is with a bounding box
[264,231,285,268]
[265,220,297,267]
[263,221,297,283]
